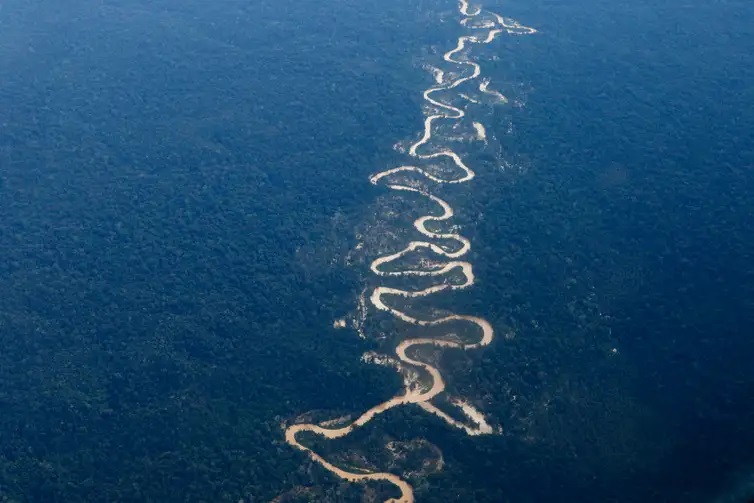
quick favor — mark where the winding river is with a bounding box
[284,2,536,501]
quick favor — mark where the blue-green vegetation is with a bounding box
[1,0,752,501]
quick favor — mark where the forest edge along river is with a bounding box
[284,2,536,501]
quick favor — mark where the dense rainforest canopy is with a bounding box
[1,0,753,501]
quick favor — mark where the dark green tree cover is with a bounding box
[419,0,754,502]
[0,0,446,500]
[1,0,754,502]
